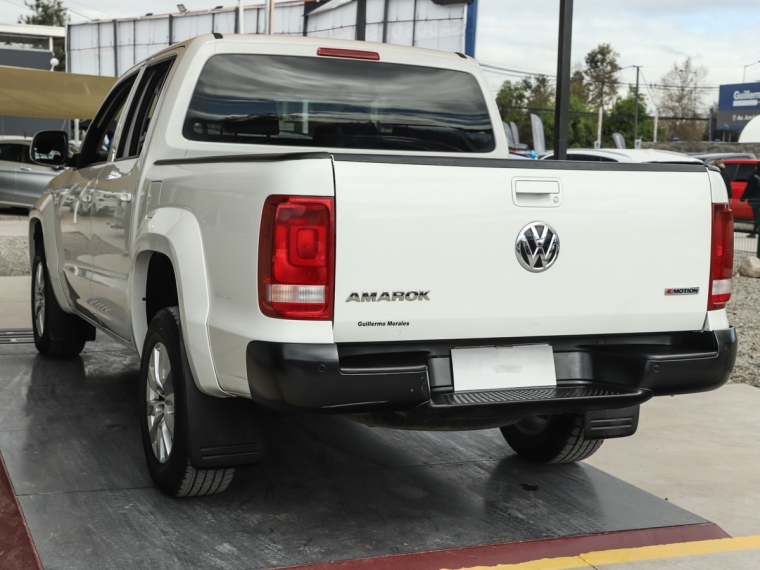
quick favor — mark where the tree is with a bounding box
[19,0,69,71]
[523,75,555,110]
[656,57,709,141]
[584,43,621,109]
[495,80,527,126]
[569,65,589,107]
[604,91,656,147]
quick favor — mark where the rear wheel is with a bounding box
[500,413,603,464]
[31,249,86,357]
[140,307,235,497]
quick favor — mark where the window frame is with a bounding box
[77,73,139,170]
[116,56,176,162]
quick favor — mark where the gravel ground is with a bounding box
[727,267,760,388]
[0,237,30,276]
[0,212,758,386]
[0,210,30,277]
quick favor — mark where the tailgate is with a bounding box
[332,157,712,343]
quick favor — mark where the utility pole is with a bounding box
[553,0,573,160]
[238,0,244,34]
[596,78,604,147]
[269,0,275,34]
[633,66,640,144]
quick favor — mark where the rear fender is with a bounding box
[132,207,227,397]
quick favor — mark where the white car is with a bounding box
[28,34,736,498]
[540,148,705,164]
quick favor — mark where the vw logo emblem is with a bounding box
[515,222,560,272]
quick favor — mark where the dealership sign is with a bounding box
[717,83,760,130]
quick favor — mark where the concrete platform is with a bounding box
[0,276,32,329]
[0,335,727,569]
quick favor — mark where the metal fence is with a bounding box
[734,218,758,268]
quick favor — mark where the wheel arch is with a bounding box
[28,204,72,314]
[132,207,228,397]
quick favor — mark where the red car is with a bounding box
[723,159,759,223]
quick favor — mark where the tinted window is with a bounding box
[118,58,174,159]
[735,163,758,183]
[0,144,23,163]
[566,154,616,162]
[79,75,136,168]
[724,163,739,181]
[184,54,495,153]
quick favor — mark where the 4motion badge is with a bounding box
[665,288,699,295]
[515,222,560,272]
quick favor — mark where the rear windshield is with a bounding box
[183,54,495,153]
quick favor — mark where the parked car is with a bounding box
[722,159,759,224]
[28,34,736,498]
[0,136,60,209]
[540,148,704,164]
[688,152,756,166]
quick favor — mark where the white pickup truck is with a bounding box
[28,34,737,497]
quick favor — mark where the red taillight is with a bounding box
[708,203,734,311]
[316,47,380,60]
[258,195,335,320]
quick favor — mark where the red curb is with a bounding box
[273,522,730,570]
[0,451,42,570]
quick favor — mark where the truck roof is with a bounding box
[145,33,470,72]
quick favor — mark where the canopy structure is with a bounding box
[0,65,116,120]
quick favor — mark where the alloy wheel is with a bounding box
[146,342,175,464]
[33,261,45,336]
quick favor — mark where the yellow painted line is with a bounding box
[582,535,760,565]
[446,535,760,570]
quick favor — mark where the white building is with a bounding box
[67,0,476,77]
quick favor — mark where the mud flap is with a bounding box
[583,405,640,440]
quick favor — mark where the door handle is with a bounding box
[19,167,32,172]
[512,179,562,208]
[100,191,132,203]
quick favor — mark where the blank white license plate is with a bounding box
[451,344,556,392]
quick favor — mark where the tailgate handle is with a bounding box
[512,179,562,208]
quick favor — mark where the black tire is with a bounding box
[500,413,603,464]
[140,307,235,497]
[31,248,87,357]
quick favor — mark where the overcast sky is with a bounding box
[2,0,759,108]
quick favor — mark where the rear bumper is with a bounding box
[245,328,737,418]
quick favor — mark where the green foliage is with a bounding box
[584,43,621,108]
[602,91,650,147]
[18,0,68,71]
[495,80,527,125]
[19,0,68,26]
[492,43,675,150]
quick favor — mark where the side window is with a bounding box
[0,144,23,163]
[724,164,739,182]
[20,145,34,164]
[117,58,174,160]
[735,163,756,183]
[78,75,137,169]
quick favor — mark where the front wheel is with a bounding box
[140,307,235,497]
[31,250,87,357]
[500,413,603,464]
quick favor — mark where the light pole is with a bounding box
[633,66,641,144]
[743,60,760,83]
[620,65,642,146]
[553,0,573,160]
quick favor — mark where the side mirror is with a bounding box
[30,130,69,167]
